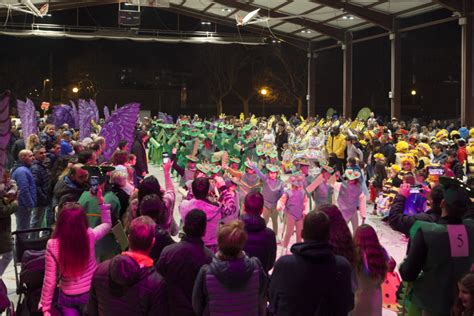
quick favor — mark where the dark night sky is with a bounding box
[0,4,462,120]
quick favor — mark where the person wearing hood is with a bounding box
[269,211,354,316]
[192,220,268,316]
[241,191,277,273]
[388,183,443,236]
[88,216,167,316]
[156,209,214,316]
[179,176,237,252]
[11,149,36,231]
[53,164,89,211]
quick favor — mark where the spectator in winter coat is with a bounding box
[399,177,474,316]
[10,136,25,165]
[110,171,131,221]
[241,191,277,273]
[0,171,17,277]
[139,194,175,263]
[326,127,346,173]
[53,164,89,210]
[60,131,74,156]
[39,190,111,315]
[40,124,57,151]
[179,176,237,252]
[87,216,168,316]
[156,209,213,316]
[11,149,36,231]
[192,220,268,316]
[446,149,464,180]
[131,130,148,180]
[388,183,443,236]
[269,211,354,316]
[432,143,448,164]
[30,146,51,230]
[379,134,396,165]
[457,138,468,166]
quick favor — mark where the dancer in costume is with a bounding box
[277,174,308,254]
[224,160,261,205]
[247,160,284,234]
[306,164,336,208]
[334,168,366,233]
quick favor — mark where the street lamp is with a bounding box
[411,89,417,96]
[259,87,270,116]
[72,87,79,94]
[43,78,50,101]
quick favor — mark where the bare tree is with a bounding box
[266,46,307,115]
[200,45,246,115]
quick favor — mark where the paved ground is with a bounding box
[3,163,407,315]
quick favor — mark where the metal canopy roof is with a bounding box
[0,1,461,47]
[167,0,448,44]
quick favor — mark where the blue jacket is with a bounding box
[60,139,73,156]
[11,162,37,208]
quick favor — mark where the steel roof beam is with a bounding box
[165,4,309,49]
[310,0,393,30]
[433,0,462,12]
[211,0,345,41]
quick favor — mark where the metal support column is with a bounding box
[390,28,401,120]
[306,42,312,118]
[343,32,353,119]
[310,51,317,117]
[460,0,473,126]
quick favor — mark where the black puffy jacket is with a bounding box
[193,255,268,316]
[149,227,175,263]
[156,236,213,316]
[269,241,354,316]
[87,254,167,316]
[242,214,277,273]
[30,160,51,207]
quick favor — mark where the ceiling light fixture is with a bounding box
[221,8,232,12]
[342,15,355,20]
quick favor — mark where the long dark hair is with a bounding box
[354,224,388,280]
[452,272,474,316]
[53,204,90,277]
[137,175,163,203]
[318,204,355,266]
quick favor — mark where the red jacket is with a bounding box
[458,146,467,166]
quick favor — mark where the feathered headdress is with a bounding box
[99,102,140,160]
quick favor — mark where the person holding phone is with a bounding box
[78,166,122,261]
[387,183,443,236]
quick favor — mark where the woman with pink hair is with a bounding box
[351,224,394,316]
[39,188,111,315]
